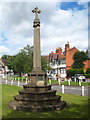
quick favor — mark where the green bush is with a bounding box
[67,69,84,77]
[84,74,90,78]
[86,68,90,74]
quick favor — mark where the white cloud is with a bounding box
[0,46,10,55]
[0,2,88,56]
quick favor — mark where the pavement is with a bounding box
[0,77,89,96]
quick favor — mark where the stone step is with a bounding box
[14,95,61,102]
[18,89,57,99]
[18,89,57,94]
[9,100,66,112]
[23,84,52,92]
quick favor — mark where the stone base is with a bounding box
[28,72,47,86]
[9,84,67,112]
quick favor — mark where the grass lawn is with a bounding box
[50,80,90,86]
[1,84,90,118]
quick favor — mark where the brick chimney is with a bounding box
[65,42,71,70]
[65,42,70,53]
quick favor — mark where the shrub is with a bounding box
[67,69,84,77]
[84,74,90,78]
[86,68,90,74]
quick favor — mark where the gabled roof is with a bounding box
[69,47,79,52]
[49,52,65,60]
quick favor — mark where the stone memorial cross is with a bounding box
[32,7,42,72]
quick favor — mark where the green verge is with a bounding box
[49,80,90,86]
[1,84,90,118]
[7,77,90,86]
[0,84,2,118]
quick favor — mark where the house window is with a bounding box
[60,59,66,64]
[58,60,60,65]
[60,68,66,74]
[52,60,55,66]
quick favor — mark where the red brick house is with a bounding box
[46,42,90,78]
[65,42,79,70]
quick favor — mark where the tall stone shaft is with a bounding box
[32,7,41,72]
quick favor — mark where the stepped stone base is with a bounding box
[9,84,67,112]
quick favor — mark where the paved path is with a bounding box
[0,77,89,96]
[52,85,89,96]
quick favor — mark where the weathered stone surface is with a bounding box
[28,72,47,86]
[9,84,66,112]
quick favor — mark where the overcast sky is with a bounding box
[0,0,89,56]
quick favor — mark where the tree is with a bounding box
[2,45,50,76]
[20,44,33,56]
[72,51,88,69]
[2,55,9,65]
[41,56,51,72]
[86,68,90,74]
[13,45,33,76]
[2,55,15,72]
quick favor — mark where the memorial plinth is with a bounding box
[9,7,67,112]
[9,84,66,111]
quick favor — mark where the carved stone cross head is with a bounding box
[32,7,41,19]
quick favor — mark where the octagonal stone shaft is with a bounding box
[32,7,42,72]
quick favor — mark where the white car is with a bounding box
[71,74,86,82]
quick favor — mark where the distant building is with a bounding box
[0,58,5,77]
[46,42,90,79]
[48,48,66,79]
[0,58,9,78]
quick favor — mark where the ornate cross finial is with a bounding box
[32,7,41,19]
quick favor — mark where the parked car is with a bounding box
[71,74,86,82]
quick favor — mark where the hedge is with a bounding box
[84,74,90,78]
[86,68,90,74]
[67,69,84,77]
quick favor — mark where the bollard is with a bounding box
[18,80,20,86]
[62,85,64,94]
[25,78,28,84]
[68,79,71,86]
[82,86,84,96]
[11,80,13,85]
[79,80,81,86]
[6,79,7,84]
[49,79,51,84]
[58,79,61,85]
[75,78,76,82]
[65,78,67,81]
